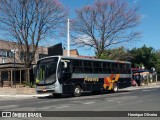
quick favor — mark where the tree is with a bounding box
[97,46,132,61]
[152,50,160,74]
[0,0,67,68]
[129,45,157,69]
[71,0,141,58]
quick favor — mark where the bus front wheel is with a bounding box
[53,93,62,98]
[73,85,82,97]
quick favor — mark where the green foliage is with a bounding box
[154,50,160,74]
[96,47,131,61]
[22,81,35,88]
[129,45,157,69]
[97,45,160,73]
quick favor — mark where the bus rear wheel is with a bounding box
[73,85,82,97]
[109,83,118,93]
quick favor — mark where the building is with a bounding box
[63,49,79,57]
[0,40,80,87]
[0,40,48,87]
[0,40,48,64]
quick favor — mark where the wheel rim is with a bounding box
[113,84,118,92]
[75,87,80,94]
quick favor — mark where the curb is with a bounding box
[0,84,160,98]
[121,85,160,91]
[0,93,51,98]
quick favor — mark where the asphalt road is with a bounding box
[0,88,160,120]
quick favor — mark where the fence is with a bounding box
[133,72,157,86]
[0,68,32,88]
[141,73,157,85]
[157,74,160,82]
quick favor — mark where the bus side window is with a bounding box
[72,60,83,73]
[111,63,119,74]
[119,63,123,74]
[126,64,131,74]
[98,62,102,73]
[107,63,111,73]
[83,60,93,73]
[102,62,105,73]
[116,63,119,74]
[78,60,83,73]
[110,63,114,74]
[73,67,77,73]
[102,62,110,74]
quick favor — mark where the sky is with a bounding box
[58,0,160,56]
[129,0,160,50]
[0,0,160,56]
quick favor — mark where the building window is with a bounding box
[39,54,47,59]
[7,51,14,58]
[0,49,14,58]
[29,53,33,60]
[1,71,8,81]
[2,57,6,63]
[0,49,7,57]
[20,52,33,60]
[20,52,25,59]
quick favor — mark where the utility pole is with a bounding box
[67,19,70,56]
[14,51,16,88]
[11,49,16,88]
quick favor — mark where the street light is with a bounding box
[11,49,16,88]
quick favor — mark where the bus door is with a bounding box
[60,60,74,94]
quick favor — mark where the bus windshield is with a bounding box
[37,57,58,84]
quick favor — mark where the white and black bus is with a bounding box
[35,56,132,97]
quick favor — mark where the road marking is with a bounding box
[57,106,69,109]
[142,88,158,91]
[118,92,130,95]
[40,105,57,110]
[83,102,95,105]
[0,105,18,109]
[37,100,59,104]
[142,90,152,92]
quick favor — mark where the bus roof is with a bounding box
[38,55,131,64]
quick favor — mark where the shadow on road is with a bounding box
[37,90,131,99]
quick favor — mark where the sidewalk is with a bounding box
[121,82,160,91]
[0,87,51,97]
[0,82,160,97]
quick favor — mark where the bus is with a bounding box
[35,56,132,97]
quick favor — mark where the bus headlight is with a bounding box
[46,84,57,89]
[37,84,57,90]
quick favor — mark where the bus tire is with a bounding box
[110,83,118,93]
[53,93,62,98]
[92,91,101,95]
[73,85,82,97]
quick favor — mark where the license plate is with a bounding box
[38,86,46,89]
